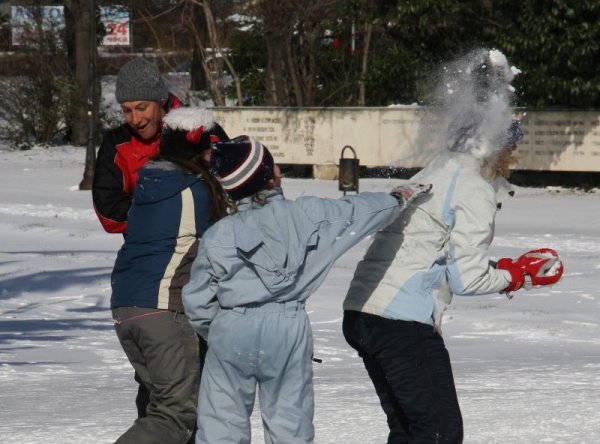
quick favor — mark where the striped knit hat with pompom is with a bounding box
[210,136,274,201]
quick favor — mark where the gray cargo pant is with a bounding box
[112,307,202,444]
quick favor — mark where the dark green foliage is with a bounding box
[229,0,598,108]
[364,43,422,106]
[493,0,600,107]
[358,0,599,108]
[228,25,268,106]
[370,0,496,105]
[1,0,597,120]
[311,20,361,106]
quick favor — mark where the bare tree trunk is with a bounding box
[305,29,318,105]
[358,22,372,107]
[222,56,244,106]
[202,2,225,103]
[190,6,208,91]
[265,34,288,106]
[258,0,337,106]
[177,3,225,106]
[191,47,207,91]
[64,0,92,146]
[285,37,304,106]
[202,1,243,106]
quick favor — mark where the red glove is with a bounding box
[514,248,564,289]
[497,248,564,292]
[496,258,525,292]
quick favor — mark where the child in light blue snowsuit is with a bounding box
[182,136,430,444]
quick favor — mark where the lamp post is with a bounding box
[79,0,97,190]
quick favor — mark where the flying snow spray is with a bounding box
[435,48,522,159]
[406,48,522,168]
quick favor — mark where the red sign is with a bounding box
[100,6,130,46]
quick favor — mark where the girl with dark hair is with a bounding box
[182,136,432,444]
[110,108,228,444]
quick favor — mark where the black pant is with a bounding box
[343,311,463,444]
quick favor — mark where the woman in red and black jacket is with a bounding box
[92,57,228,234]
[110,108,230,443]
[91,58,228,427]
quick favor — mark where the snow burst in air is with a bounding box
[437,48,521,159]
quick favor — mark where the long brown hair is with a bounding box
[480,149,519,182]
[166,155,230,221]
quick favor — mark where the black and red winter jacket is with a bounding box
[92,96,228,233]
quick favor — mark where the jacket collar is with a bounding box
[236,187,284,211]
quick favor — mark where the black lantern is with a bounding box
[338,145,359,195]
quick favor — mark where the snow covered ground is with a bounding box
[1,146,599,443]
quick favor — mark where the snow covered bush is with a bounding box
[0,25,73,150]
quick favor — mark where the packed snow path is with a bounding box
[1,148,599,443]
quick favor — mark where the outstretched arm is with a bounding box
[302,183,431,261]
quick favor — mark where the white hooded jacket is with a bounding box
[343,151,513,331]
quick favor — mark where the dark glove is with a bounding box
[390,183,432,209]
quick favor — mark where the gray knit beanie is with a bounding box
[115,58,169,103]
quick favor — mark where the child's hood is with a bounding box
[134,160,199,204]
[232,196,319,294]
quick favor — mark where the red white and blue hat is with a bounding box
[211,135,274,200]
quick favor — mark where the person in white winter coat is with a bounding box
[342,118,564,444]
[182,135,431,444]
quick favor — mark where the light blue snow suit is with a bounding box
[182,187,403,444]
